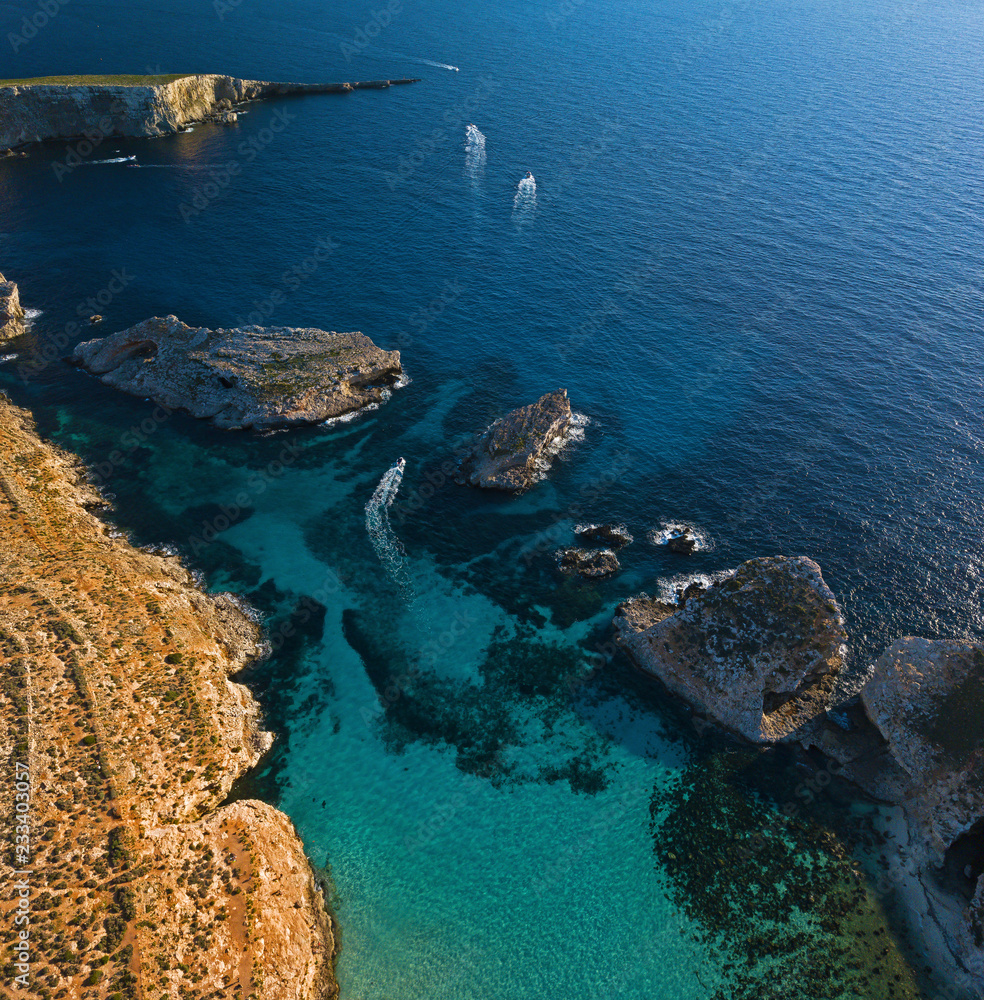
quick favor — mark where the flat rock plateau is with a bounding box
[0,394,336,998]
[72,314,402,431]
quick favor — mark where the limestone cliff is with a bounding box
[0,394,336,998]
[72,314,402,431]
[614,556,848,742]
[0,74,418,151]
[0,271,26,342]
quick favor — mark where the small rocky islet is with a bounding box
[71,314,403,431]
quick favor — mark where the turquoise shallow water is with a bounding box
[3,0,984,995]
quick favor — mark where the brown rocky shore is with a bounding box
[0,394,336,998]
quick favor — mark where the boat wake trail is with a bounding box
[465,124,486,182]
[83,155,137,165]
[512,173,537,225]
[365,459,415,604]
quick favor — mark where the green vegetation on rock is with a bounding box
[0,74,192,88]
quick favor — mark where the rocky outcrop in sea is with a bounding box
[0,271,25,342]
[0,74,419,151]
[71,314,402,430]
[457,388,575,491]
[614,555,848,742]
[557,546,620,578]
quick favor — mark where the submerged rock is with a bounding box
[0,271,26,342]
[71,314,402,430]
[576,523,633,549]
[557,547,620,578]
[457,388,574,491]
[614,556,847,743]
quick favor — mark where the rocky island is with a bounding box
[71,314,403,430]
[0,74,419,152]
[615,555,848,743]
[0,394,335,997]
[457,388,575,491]
[0,271,25,342]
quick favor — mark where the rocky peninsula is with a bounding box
[457,388,575,491]
[0,74,419,152]
[0,271,25,342]
[0,394,335,997]
[615,558,984,986]
[72,314,403,430]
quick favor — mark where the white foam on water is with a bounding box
[419,59,459,70]
[365,460,416,605]
[653,568,734,605]
[84,155,137,164]
[0,354,18,363]
[648,521,714,552]
[512,174,537,225]
[464,124,486,182]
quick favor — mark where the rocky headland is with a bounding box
[615,558,984,986]
[0,271,26,342]
[615,556,848,743]
[0,394,335,997]
[0,74,419,152]
[71,314,402,430]
[457,388,575,491]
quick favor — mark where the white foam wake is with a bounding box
[84,155,137,164]
[365,460,415,603]
[512,174,537,224]
[419,59,459,70]
[465,124,486,181]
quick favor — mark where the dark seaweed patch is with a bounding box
[651,750,922,999]
[341,610,613,793]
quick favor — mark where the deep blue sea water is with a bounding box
[3,0,984,996]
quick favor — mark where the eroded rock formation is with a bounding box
[72,314,402,430]
[557,547,620,578]
[614,556,847,742]
[457,388,574,491]
[0,271,26,342]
